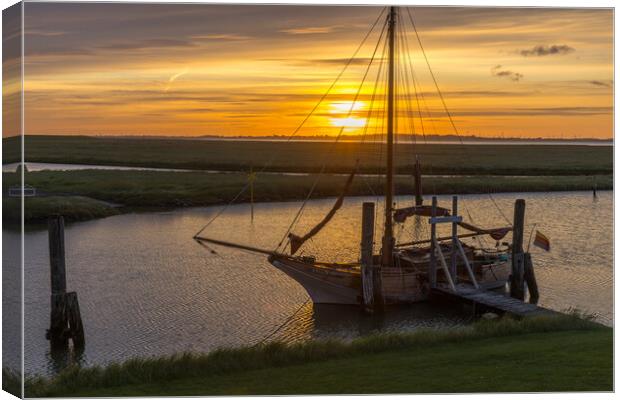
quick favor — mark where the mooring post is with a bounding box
[414,157,423,206]
[46,215,85,350]
[510,199,526,300]
[429,196,437,288]
[48,215,68,347]
[523,252,539,304]
[450,196,458,283]
[360,202,375,313]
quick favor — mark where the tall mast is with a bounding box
[381,6,397,267]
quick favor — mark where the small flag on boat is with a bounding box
[533,230,550,251]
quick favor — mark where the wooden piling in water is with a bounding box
[48,215,68,347]
[360,202,375,313]
[450,196,458,282]
[524,252,539,304]
[46,215,85,350]
[510,199,526,301]
[429,196,437,288]
[414,157,423,206]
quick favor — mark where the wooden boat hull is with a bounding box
[269,252,511,306]
[269,256,362,305]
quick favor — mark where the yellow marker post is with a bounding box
[248,166,256,222]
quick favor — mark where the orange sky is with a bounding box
[3,4,614,138]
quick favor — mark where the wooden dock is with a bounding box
[432,284,558,318]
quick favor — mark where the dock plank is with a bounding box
[432,283,558,317]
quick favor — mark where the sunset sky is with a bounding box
[4,3,614,138]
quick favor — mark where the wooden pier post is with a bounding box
[429,196,437,288]
[48,215,68,347]
[414,157,423,206]
[523,252,539,304]
[510,199,526,300]
[360,202,375,313]
[46,215,85,350]
[450,196,458,283]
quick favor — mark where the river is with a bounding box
[2,191,612,376]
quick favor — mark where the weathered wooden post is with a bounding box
[450,196,458,282]
[46,215,85,350]
[249,166,256,222]
[414,157,423,206]
[360,202,375,313]
[510,199,526,300]
[523,252,539,304]
[48,215,68,348]
[429,196,437,288]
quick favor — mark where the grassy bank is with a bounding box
[4,135,613,175]
[18,314,611,396]
[3,170,611,223]
[3,196,120,224]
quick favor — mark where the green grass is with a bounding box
[4,135,613,175]
[3,170,611,223]
[2,368,21,398]
[3,196,119,224]
[20,314,612,396]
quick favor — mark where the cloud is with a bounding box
[491,65,523,82]
[192,34,251,41]
[97,38,197,51]
[305,57,376,66]
[401,106,612,117]
[25,29,67,37]
[164,68,189,92]
[519,44,575,57]
[589,80,612,88]
[280,26,336,34]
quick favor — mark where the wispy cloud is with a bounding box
[192,34,251,41]
[519,44,575,57]
[491,65,523,82]
[280,26,336,34]
[25,29,67,37]
[164,68,189,92]
[589,80,612,88]
[97,38,197,51]
[401,106,612,117]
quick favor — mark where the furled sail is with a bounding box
[393,206,511,240]
[289,169,356,255]
[457,221,512,240]
[393,205,450,223]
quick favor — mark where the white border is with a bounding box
[0,1,616,400]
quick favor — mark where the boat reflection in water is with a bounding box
[274,302,473,344]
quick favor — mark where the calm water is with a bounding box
[5,191,612,375]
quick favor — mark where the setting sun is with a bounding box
[328,101,367,130]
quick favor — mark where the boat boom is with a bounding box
[193,235,281,256]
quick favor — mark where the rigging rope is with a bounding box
[252,299,311,347]
[194,7,388,238]
[357,26,389,198]
[276,14,390,252]
[404,8,512,228]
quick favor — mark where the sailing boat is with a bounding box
[194,6,514,306]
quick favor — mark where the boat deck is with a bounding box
[432,283,558,318]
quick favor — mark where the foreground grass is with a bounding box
[20,314,611,396]
[4,135,613,175]
[3,170,611,223]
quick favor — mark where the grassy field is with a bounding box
[18,314,611,396]
[4,135,613,175]
[3,170,611,223]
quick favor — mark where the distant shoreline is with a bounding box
[5,134,613,146]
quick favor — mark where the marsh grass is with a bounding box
[3,170,612,223]
[22,313,604,397]
[2,368,21,398]
[3,196,120,224]
[5,135,612,176]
